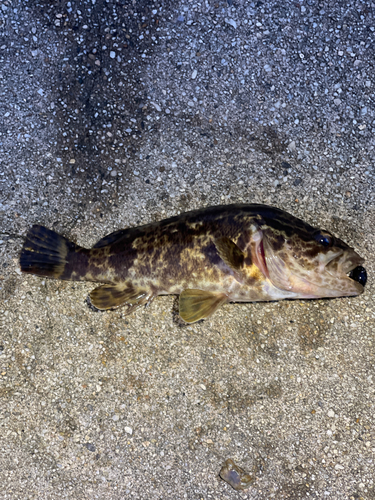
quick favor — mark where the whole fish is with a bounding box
[19,204,367,323]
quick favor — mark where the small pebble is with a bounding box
[225,18,237,29]
[219,459,254,491]
[151,102,161,112]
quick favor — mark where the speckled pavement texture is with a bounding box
[0,1,374,499]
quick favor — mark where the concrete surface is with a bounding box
[0,0,374,498]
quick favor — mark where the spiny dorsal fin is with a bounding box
[89,283,151,312]
[179,289,227,324]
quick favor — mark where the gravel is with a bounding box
[0,0,374,499]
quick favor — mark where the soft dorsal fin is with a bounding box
[92,229,129,248]
[179,289,227,324]
[89,283,151,313]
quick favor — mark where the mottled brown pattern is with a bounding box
[20,204,365,320]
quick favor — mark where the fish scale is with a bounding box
[19,204,366,323]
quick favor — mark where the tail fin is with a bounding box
[20,225,82,280]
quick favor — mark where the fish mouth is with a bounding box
[327,250,366,284]
[316,249,366,296]
[348,266,367,287]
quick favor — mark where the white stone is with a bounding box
[225,18,237,29]
[151,102,161,112]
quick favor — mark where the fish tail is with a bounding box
[20,225,87,281]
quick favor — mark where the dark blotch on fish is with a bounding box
[19,204,366,324]
[349,266,367,287]
[219,458,254,491]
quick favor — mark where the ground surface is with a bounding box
[0,0,374,499]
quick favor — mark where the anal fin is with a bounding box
[89,283,151,313]
[179,289,227,324]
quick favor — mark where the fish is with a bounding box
[19,204,367,323]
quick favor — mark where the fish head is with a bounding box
[254,209,366,299]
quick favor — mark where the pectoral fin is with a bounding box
[179,289,227,324]
[214,237,247,282]
[89,283,151,313]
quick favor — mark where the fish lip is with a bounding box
[343,258,365,276]
[341,257,364,277]
[327,251,365,293]
[326,249,364,276]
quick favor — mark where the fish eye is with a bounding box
[315,232,333,248]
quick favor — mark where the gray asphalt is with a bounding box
[0,1,374,499]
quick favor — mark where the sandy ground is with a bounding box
[0,1,374,498]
